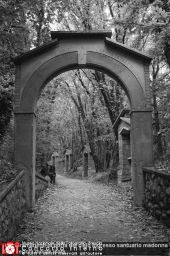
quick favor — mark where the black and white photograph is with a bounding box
[0,0,170,255]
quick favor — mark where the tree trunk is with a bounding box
[85,123,103,172]
[152,79,163,158]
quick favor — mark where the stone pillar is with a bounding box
[131,110,153,206]
[83,152,88,177]
[14,113,36,210]
[69,153,73,170]
[65,154,69,172]
[119,133,131,181]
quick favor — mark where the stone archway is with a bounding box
[14,31,153,209]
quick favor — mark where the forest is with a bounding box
[0,0,170,182]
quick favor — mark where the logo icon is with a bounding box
[1,242,20,255]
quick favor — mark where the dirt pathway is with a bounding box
[16,174,170,242]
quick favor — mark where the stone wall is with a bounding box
[0,171,26,241]
[0,171,49,241]
[35,174,49,200]
[143,167,170,227]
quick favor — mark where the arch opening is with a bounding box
[36,68,130,179]
[37,65,132,110]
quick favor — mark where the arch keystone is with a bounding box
[78,50,87,65]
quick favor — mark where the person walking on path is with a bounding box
[40,165,46,177]
[49,164,56,184]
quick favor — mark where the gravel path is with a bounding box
[16,174,170,242]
